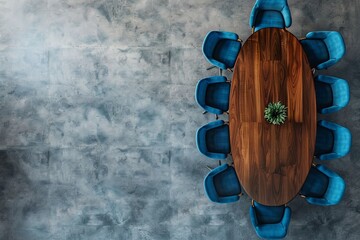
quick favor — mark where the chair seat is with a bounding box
[300,167,329,197]
[214,39,241,68]
[301,39,329,68]
[254,10,285,32]
[206,125,230,154]
[315,125,334,157]
[213,167,241,197]
[253,202,284,224]
[205,82,230,112]
[315,80,333,110]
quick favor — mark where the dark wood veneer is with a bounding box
[229,28,316,206]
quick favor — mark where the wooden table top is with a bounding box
[229,28,317,206]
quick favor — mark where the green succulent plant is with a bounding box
[264,101,287,125]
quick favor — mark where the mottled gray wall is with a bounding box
[0,0,359,239]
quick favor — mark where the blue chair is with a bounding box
[195,76,230,116]
[300,164,346,206]
[250,201,291,239]
[300,31,346,70]
[204,164,242,203]
[315,75,350,114]
[196,120,230,159]
[315,120,351,160]
[249,0,292,32]
[202,31,242,70]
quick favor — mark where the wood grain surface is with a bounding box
[229,28,316,206]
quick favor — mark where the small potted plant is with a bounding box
[264,101,287,125]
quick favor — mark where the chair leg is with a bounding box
[202,111,208,115]
[218,160,221,166]
[298,37,306,40]
[206,166,213,170]
[206,65,216,70]
[312,68,316,75]
[215,114,219,120]
[219,68,223,76]
[237,38,243,43]
[227,68,233,72]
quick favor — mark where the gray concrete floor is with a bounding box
[0,0,359,239]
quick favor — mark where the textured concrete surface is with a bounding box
[0,0,359,239]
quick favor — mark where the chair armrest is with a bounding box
[305,197,331,206]
[320,106,342,114]
[306,31,330,39]
[205,152,227,159]
[281,207,292,228]
[219,31,239,41]
[318,152,341,161]
[207,57,227,70]
[218,195,240,203]
[205,76,227,84]
[318,120,338,131]
[208,163,229,175]
[315,75,337,84]
[316,58,338,70]
[316,165,341,178]
[203,120,224,130]
[281,5,292,28]
[249,206,259,226]
[249,4,259,27]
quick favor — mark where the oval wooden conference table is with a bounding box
[229,28,317,206]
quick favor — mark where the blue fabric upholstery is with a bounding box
[315,75,350,114]
[250,201,291,239]
[196,120,230,159]
[195,76,230,115]
[204,164,242,203]
[300,164,346,206]
[301,39,329,69]
[202,31,242,70]
[249,0,292,32]
[300,166,329,198]
[315,120,352,160]
[300,31,346,69]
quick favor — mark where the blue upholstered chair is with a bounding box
[300,31,346,70]
[196,120,230,159]
[202,31,242,70]
[204,164,242,203]
[315,120,351,160]
[300,164,346,206]
[249,0,292,32]
[315,75,350,114]
[195,76,230,116]
[250,201,291,239]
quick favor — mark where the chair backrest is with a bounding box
[202,31,221,62]
[323,32,346,64]
[202,31,241,69]
[315,75,350,114]
[249,201,291,239]
[196,120,230,159]
[302,165,346,206]
[204,164,242,203]
[304,31,346,69]
[256,0,289,10]
[195,76,230,115]
[316,120,351,160]
[249,0,292,28]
